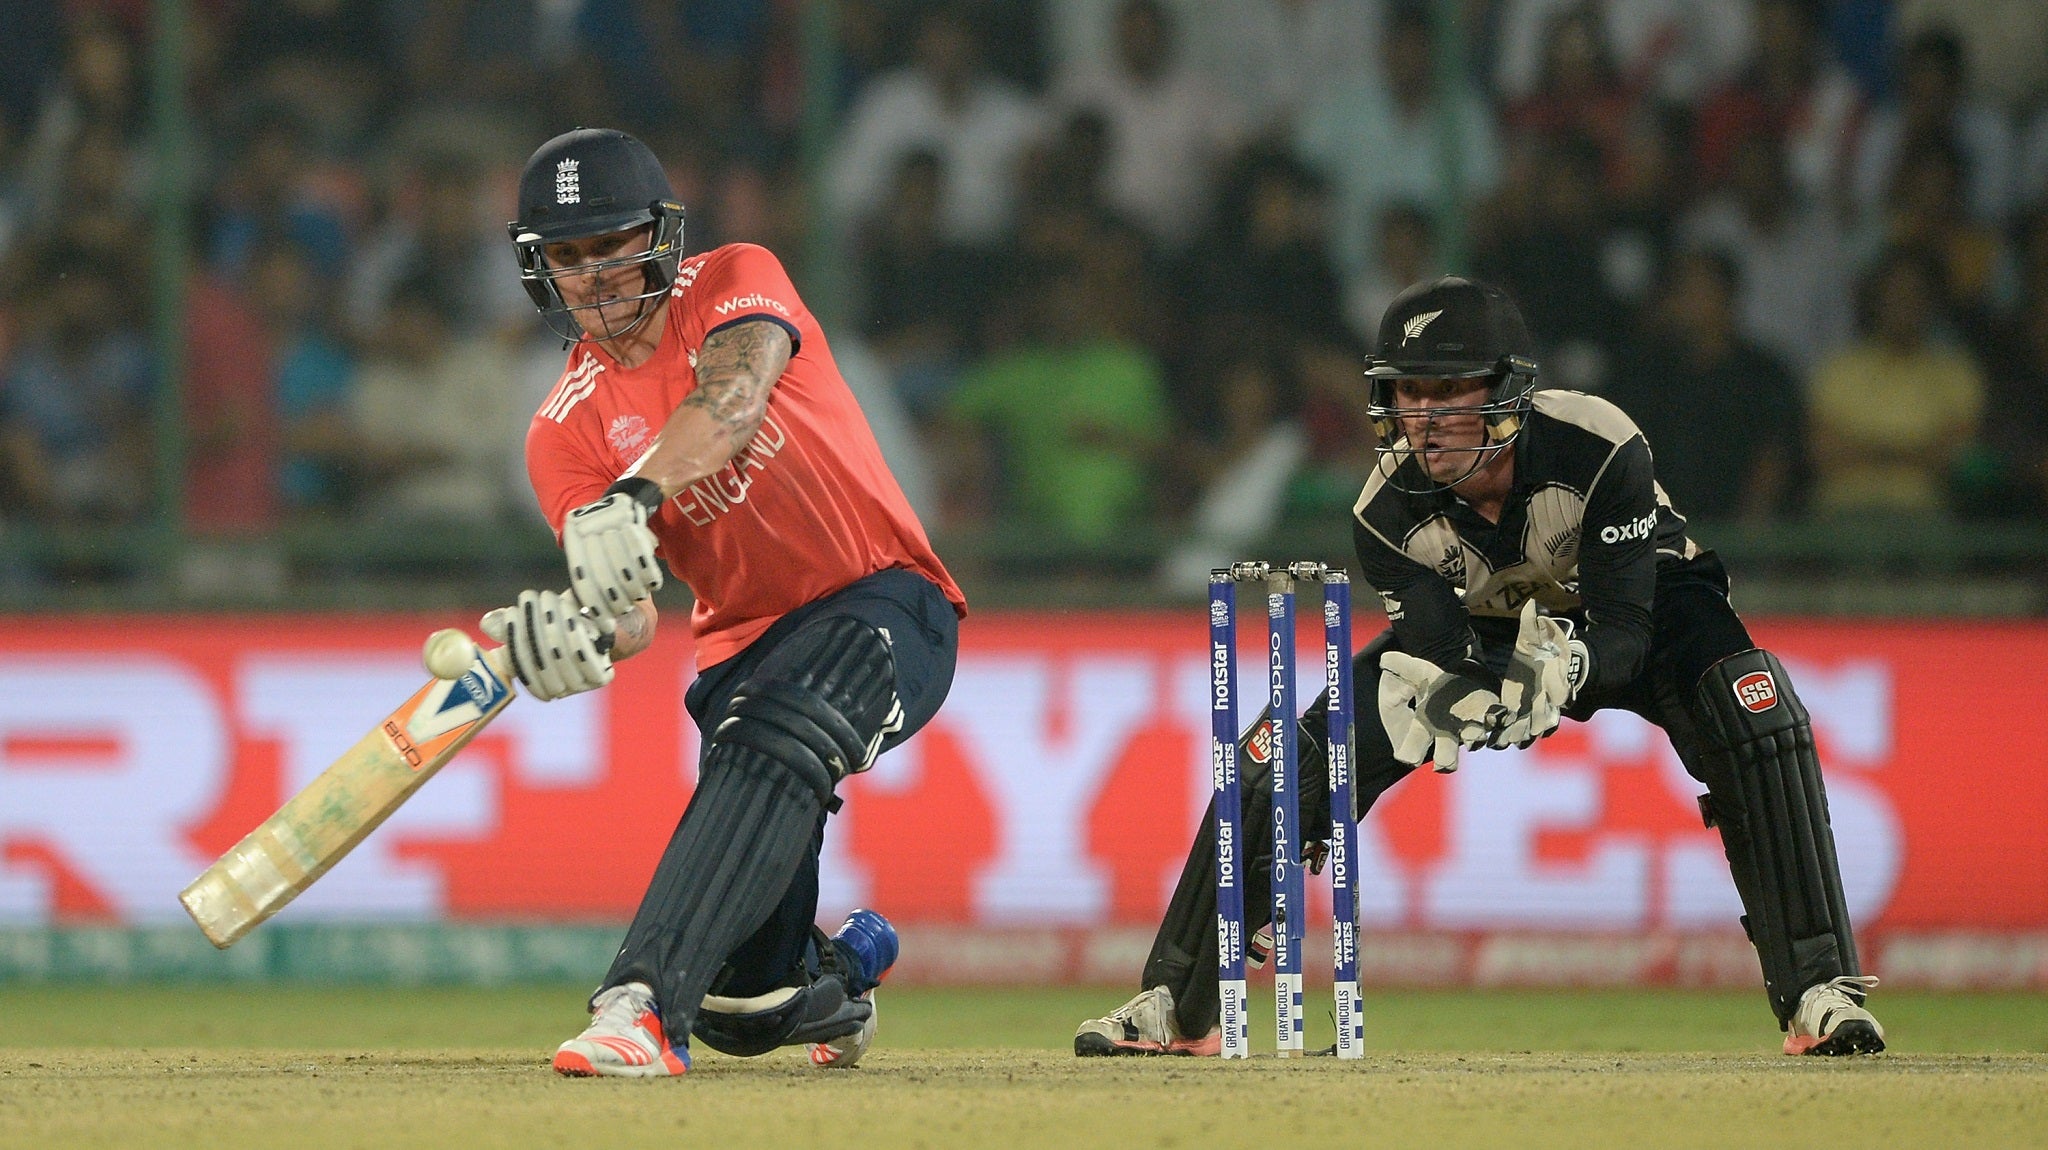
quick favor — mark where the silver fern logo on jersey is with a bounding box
[1401,308,1444,344]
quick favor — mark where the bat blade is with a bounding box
[179,646,519,948]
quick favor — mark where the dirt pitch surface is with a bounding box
[3,986,2044,1149]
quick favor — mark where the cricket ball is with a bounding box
[422,628,481,680]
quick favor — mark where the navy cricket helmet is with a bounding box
[508,127,686,340]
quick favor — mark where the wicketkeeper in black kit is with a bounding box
[1076,276,1885,1057]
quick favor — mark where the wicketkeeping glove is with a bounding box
[1377,651,1510,774]
[480,589,616,702]
[563,477,665,617]
[1492,600,1582,749]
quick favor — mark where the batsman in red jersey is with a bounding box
[490,127,966,1077]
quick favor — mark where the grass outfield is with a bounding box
[1,985,2044,1148]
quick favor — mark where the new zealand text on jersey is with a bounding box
[672,409,789,525]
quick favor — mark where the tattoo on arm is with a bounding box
[684,320,792,443]
[611,602,656,661]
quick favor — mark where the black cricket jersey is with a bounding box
[1351,389,1701,696]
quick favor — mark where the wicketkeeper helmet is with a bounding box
[1363,276,1540,491]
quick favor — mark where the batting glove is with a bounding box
[563,477,665,617]
[481,589,615,701]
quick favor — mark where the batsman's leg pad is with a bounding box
[1689,648,1859,1025]
[601,732,829,1044]
[694,975,870,1057]
[722,616,902,790]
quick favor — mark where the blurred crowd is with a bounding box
[2,0,2046,592]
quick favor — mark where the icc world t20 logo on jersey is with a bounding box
[607,414,652,461]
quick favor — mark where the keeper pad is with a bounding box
[1143,707,1333,1039]
[1689,648,1860,1024]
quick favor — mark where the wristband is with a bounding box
[602,475,666,513]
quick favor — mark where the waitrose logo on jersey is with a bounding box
[0,615,2043,957]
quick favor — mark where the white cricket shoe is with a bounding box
[808,992,878,1068]
[1074,985,1220,1056]
[1784,974,1885,1055]
[552,981,691,1077]
[807,908,898,1068]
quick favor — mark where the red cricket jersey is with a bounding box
[525,242,966,667]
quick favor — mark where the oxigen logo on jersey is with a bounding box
[1599,509,1657,544]
[1734,670,1778,713]
[555,158,581,205]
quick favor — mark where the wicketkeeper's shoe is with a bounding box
[1074,985,1220,1056]
[552,981,691,1077]
[808,908,899,1068]
[1783,974,1885,1055]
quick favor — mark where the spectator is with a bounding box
[853,149,994,422]
[201,107,356,279]
[0,0,60,135]
[217,0,394,154]
[1500,1,1643,192]
[1474,132,1632,391]
[1293,1,1501,289]
[1875,132,2016,325]
[941,248,1169,546]
[827,5,1047,246]
[183,268,281,536]
[1183,148,1352,359]
[1678,132,1854,378]
[1963,276,2048,519]
[1693,0,1863,212]
[1494,0,1753,107]
[1154,344,1307,594]
[9,13,147,260]
[1894,0,2048,122]
[1051,0,1243,252]
[1607,248,1802,521]
[1003,114,1176,358]
[247,241,360,518]
[1852,26,2016,229]
[345,274,526,524]
[0,252,154,525]
[1347,201,1441,347]
[2022,107,2048,215]
[342,149,531,343]
[1807,247,1985,516]
[1193,1,1381,134]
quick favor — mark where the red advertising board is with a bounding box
[0,612,2043,985]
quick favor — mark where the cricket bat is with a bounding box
[179,631,518,948]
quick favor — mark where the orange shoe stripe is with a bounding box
[591,1036,652,1064]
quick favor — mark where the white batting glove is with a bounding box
[563,479,664,617]
[1492,600,1579,749]
[480,589,615,701]
[1378,651,1510,774]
